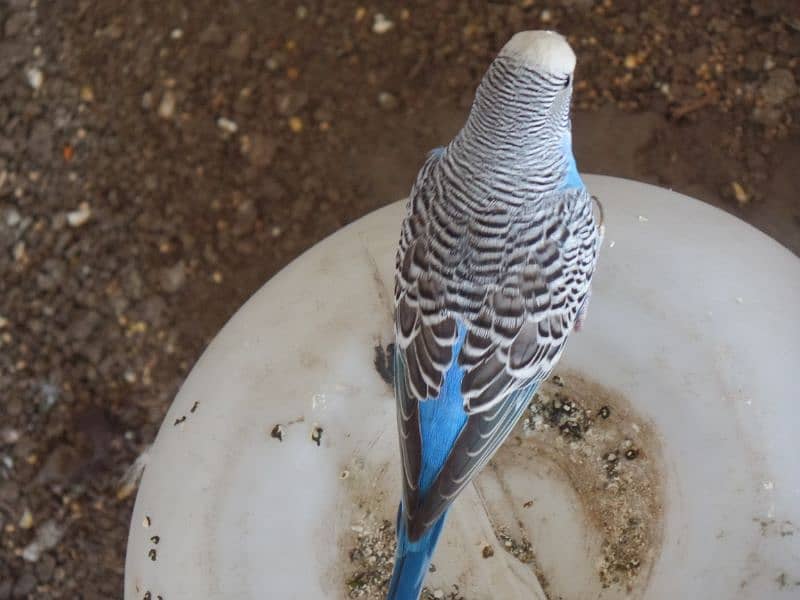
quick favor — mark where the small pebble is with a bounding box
[217,117,238,133]
[0,427,19,444]
[731,181,749,205]
[157,91,176,119]
[66,202,91,227]
[19,509,34,530]
[372,13,394,34]
[377,91,399,110]
[25,67,43,90]
[5,208,21,227]
[80,85,95,102]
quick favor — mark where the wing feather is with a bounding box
[393,157,601,541]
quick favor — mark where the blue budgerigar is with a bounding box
[388,31,602,599]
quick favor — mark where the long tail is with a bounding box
[386,503,448,600]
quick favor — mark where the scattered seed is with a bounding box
[150,535,160,544]
[482,545,494,558]
[599,405,611,419]
[311,424,323,446]
[148,548,157,561]
[143,516,151,528]
[270,424,284,442]
[523,500,534,508]
[173,415,186,426]
[625,448,640,460]
[190,401,199,413]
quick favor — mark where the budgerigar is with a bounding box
[387,31,602,599]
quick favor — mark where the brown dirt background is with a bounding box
[0,1,798,598]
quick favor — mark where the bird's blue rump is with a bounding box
[386,503,448,600]
[416,323,468,494]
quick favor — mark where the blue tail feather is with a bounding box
[386,504,448,600]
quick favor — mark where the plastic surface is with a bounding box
[125,175,800,600]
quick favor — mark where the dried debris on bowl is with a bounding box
[344,517,395,598]
[271,424,285,442]
[421,587,465,600]
[311,424,324,446]
[489,371,665,595]
[339,458,467,599]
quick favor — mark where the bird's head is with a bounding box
[470,30,576,145]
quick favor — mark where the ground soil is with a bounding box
[0,1,798,598]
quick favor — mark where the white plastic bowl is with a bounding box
[125,175,800,600]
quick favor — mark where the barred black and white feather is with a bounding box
[392,31,602,542]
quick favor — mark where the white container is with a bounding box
[125,175,800,600]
